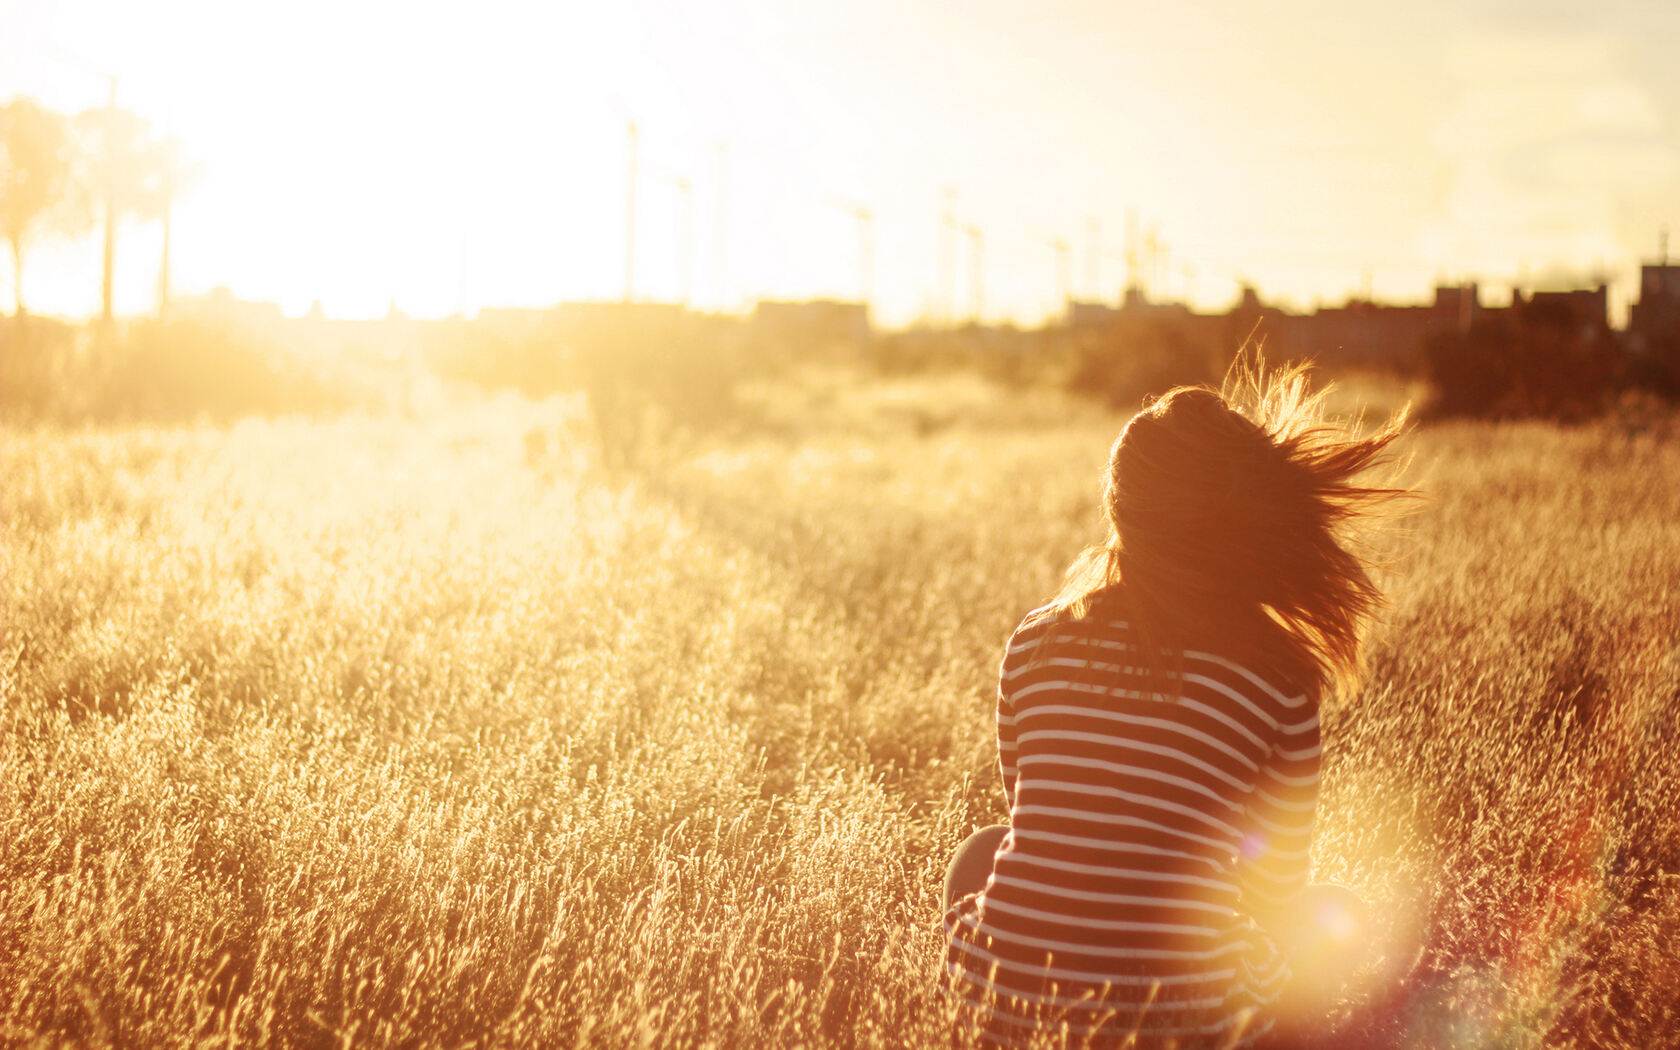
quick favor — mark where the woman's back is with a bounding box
[944,608,1321,1048]
[941,363,1409,1047]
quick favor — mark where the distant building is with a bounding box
[175,285,286,331]
[1638,261,1680,303]
[1629,262,1680,352]
[1277,298,1435,367]
[1430,282,1482,333]
[551,301,691,327]
[1514,284,1608,339]
[751,299,872,349]
[1063,278,1533,371]
[1065,299,1121,328]
[476,307,550,329]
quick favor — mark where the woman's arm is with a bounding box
[994,611,1056,813]
[1238,703,1321,919]
[996,674,1018,811]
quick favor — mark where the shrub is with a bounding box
[424,318,572,397]
[1425,312,1621,422]
[1623,331,1680,400]
[1,316,346,423]
[0,315,81,422]
[1065,318,1221,410]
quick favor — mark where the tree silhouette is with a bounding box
[151,134,196,315]
[1,97,87,316]
[75,102,171,325]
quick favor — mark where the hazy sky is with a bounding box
[3,0,1678,324]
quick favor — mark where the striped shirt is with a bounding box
[943,608,1321,1049]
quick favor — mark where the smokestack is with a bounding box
[1052,237,1071,315]
[939,187,957,324]
[623,119,638,302]
[100,75,118,327]
[713,141,729,310]
[676,177,693,307]
[858,207,875,307]
[1085,217,1100,301]
[966,223,984,321]
[1124,209,1139,299]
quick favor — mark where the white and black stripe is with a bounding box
[947,611,1320,1049]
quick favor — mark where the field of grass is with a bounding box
[3,376,1677,1049]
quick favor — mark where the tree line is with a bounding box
[1,95,186,320]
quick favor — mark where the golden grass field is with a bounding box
[3,374,1678,1049]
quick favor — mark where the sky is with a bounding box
[2,0,1678,325]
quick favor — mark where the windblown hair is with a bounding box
[1046,356,1411,701]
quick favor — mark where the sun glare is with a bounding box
[4,0,1677,324]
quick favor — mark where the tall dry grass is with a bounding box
[2,382,1676,1049]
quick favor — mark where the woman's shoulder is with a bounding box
[1002,603,1130,665]
[999,603,1061,669]
[1008,601,1098,641]
[1004,604,1316,717]
[1010,602,1064,638]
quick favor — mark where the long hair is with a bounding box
[1044,355,1411,701]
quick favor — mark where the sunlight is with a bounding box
[7,0,1227,323]
[5,0,1677,324]
[7,4,1680,1050]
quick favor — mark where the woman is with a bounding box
[942,362,1406,1049]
